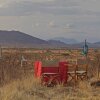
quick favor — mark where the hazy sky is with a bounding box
[0,0,100,42]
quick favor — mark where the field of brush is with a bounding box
[0,48,100,100]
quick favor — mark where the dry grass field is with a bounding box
[0,76,100,100]
[0,48,100,100]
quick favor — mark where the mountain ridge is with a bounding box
[49,37,79,44]
[0,30,49,48]
[0,30,99,48]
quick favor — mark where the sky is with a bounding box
[0,0,100,42]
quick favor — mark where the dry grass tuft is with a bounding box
[0,75,100,100]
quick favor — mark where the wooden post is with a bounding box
[0,45,2,59]
[97,62,100,78]
[21,55,27,75]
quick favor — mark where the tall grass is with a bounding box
[0,48,100,100]
[0,75,100,100]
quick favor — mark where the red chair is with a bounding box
[41,66,60,86]
[59,62,68,84]
[34,61,42,78]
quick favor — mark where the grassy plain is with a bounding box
[0,48,100,100]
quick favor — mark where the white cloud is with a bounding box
[0,0,100,16]
[49,21,56,27]
[0,0,54,6]
[35,23,39,27]
[64,24,73,29]
[0,0,99,42]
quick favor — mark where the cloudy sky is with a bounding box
[0,0,100,42]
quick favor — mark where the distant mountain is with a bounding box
[0,30,48,48]
[0,30,70,48]
[94,42,100,45]
[49,38,100,48]
[0,30,99,48]
[69,42,100,48]
[49,37,79,44]
[47,40,68,47]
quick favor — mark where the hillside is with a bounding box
[0,30,48,48]
[47,40,67,47]
[0,30,99,48]
[94,42,100,45]
[0,30,69,48]
[49,37,79,44]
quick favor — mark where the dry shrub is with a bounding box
[0,75,41,100]
[0,76,100,100]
